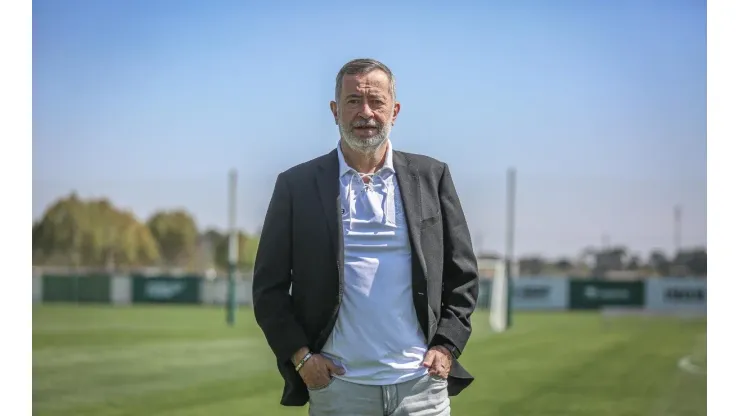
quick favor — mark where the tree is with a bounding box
[593,247,628,276]
[626,255,642,271]
[554,258,573,273]
[201,229,225,245]
[518,257,544,275]
[32,193,160,268]
[686,249,707,276]
[104,208,161,267]
[214,231,260,272]
[648,250,671,276]
[146,210,199,267]
[673,248,707,277]
[33,193,87,266]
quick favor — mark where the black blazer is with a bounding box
[252,148,480,406]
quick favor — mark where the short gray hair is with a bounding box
[335,58,396,104]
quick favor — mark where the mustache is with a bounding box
[351,119,382,128]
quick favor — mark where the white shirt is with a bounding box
[321,139,429,385]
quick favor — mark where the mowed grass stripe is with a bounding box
[454,314,704,416]
[34,306,275,415]
[648,332,707,416]
[33,305,259,349]
[33,305,706,416]
[34,338,259,367]
[33,338,268,404]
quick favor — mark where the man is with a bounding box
[252,58,479,415]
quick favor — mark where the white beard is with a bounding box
[339,118,392,155]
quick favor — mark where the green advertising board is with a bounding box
[42,274,111,303]
[131,276,201,304]
[568,280,645,310]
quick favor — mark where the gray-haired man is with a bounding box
[253,58,479,415]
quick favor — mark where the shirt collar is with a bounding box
[337,139,395,178]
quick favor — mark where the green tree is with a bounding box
[112,209,161,267]
[554,258,573,273]
[626,255,642,271]
[214,231,260,272]
[518,257,544,275]
[32,193,160,267]
[33,193,87,266]
[673,248,707,277]
[648,250,671,276]
[146,210,199,267]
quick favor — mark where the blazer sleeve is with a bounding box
[430,163,479,358]
[252,172,310,365]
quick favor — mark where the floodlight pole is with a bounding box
[226,169,238,326]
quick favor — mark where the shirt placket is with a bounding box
[343,173,356,229]
[373,171,393,224]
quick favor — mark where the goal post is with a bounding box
[488,259,517,333]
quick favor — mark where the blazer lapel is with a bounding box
[316,149,340,256]
[394,151,432,341]
[393,151,428,280]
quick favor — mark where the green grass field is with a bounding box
[33,305,706,416]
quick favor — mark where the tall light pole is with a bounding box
[504,167,517,328]
[226,169,238,326]
[674,205,682,255]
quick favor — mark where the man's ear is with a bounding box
[392,101,401,125]
[330,101,339,125]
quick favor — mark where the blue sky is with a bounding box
[32,0,706,258]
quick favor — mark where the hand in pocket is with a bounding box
[299,354,345,389]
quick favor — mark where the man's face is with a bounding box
[331,69,400,154]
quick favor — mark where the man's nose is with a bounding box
[359,103,373,118]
